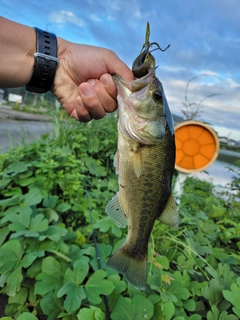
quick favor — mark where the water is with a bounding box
[0,120,53,154]
[194,149,239,186]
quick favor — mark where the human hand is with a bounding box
[53,39,134,121]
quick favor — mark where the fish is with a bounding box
[105,27,178,290]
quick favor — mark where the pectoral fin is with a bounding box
[158,194,178,228]
[114,151,119,175]
[133,149,142,178]
[105,192,128,228]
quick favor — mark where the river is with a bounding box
[194,149,239,187]
[0,119,53,153]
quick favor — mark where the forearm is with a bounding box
[0,17,35,88]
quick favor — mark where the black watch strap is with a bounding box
[26,27,59,94]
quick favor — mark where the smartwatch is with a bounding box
[26,27,59,94]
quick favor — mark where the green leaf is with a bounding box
[0,239,23,273]
[108,274,127,294]
[6,264,23,296]
[111,296,132,320]
[85,270,114,304]
[188,315,202,320]
[8,287,28,305]
[94,216,122,236]
[0,274,8,287]
[219,312,238,320]
[29,214,48,232]
[111,295,154,320]
[88,137,99,153]
[21,251,43,268]
[64,259,89,285]
[57,202,71,212]
[168,279,190,303]
[42,208,59,223]
[183,299,196,311]
[202,279,224,306]
[77,306,105,320]
[57,282,86,314]
[155,255,169,270]
[84,158,107,177]
[22,188,43,207]
[26,259,42,279]
[1,206,20,223]
[0,178,11,190]
[154,300,175,320]
[223,280,240,317]
[147,294,161,305]
[8,208,31,231]
[39,226,67,242]
[40,293,63,319]
[0,195,20,209]
[48,250,72,263]
[131,295,154,320]
[90,243,112,271]
[10,230,39,239]
[35,257,65,295]
[5,161,30,176]
[223,278,240,306]
[177,255,195,272]
[207,305,219,320]
[18,177,35,187]
[3,187,22,197]
[0,226,10,246]
[233,307,240,318]
[16,313,38,320]
[43,195,58,208]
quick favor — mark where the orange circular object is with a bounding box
[175,121,219,173]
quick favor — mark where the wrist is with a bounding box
[26,27,59,93]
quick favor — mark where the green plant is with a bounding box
[0,115,239,319]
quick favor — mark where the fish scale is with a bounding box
[105,29,178,289]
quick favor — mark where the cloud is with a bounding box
[90,14,102,22]
[161,69,240,138]
[1,0,240,138]
[49,10,84,27]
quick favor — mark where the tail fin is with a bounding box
[107,246,147,290]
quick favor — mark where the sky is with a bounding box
[1,0,240,140]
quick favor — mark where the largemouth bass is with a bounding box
[105,30,178,290]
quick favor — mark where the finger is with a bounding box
[70,96,92,122]
[90,77,117,113]
[79,82,106,119]
[103,50,135,82]
[99,73,117,99]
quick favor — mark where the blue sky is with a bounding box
[1,0,240,139]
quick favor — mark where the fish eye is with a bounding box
[153,90,162,101]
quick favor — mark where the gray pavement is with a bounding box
[0,106,53,153]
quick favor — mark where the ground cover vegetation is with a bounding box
[0,114,239,320]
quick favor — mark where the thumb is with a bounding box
[104,50,134,82]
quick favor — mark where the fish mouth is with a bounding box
[113,68,155,93]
